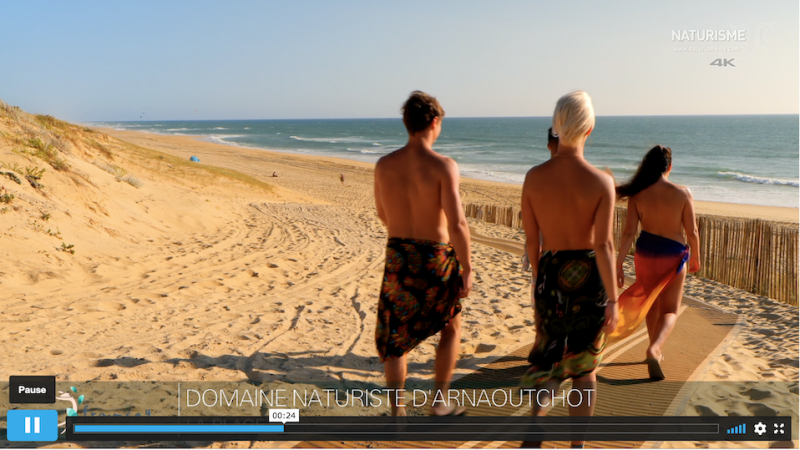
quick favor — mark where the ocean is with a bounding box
[95,115,799,208]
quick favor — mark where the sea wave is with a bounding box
[688,184,798,207]
[109,124,147,128]
[460,168,525,185]
[345,147,390,155]
[213,127,228,130]
[205,135,245,146]
[290,135,370,144]
[606,166,638,175]
[435,143,489,151]
[717,172,799,187]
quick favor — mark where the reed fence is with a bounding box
[463,202,799,306]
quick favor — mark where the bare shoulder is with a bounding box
[433,153,459,177]
[524,160,551,184]
[376,148,405,175]
[377,148,402,166]
[669,181,694,200]
[679,185,694,201]
[438,153,458,168]
[589,165,616,192]
[522,164,541,195]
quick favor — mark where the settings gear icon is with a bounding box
[754,422,767,436]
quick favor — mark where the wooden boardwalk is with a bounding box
[295,296,739,449]
[294,230,742,449]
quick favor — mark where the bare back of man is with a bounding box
[523,156,615,251]
[375,147,454,243]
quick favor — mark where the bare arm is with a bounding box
[615,197,639,288]
[682,188,701,273]
[521,169,542,340]
[441,158,473,297]
[593,174,619,332]
[521,170,541,280]
[374,164,387,225]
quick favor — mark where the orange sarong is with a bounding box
[610,231,690,341]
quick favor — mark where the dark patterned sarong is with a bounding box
[521,249,608,387]
[376,237,464,362]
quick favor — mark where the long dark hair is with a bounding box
[616,145,672,199]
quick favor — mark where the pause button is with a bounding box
[26,416,42,433]
[7,410,58,441]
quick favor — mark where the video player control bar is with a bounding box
[66,416,792,441]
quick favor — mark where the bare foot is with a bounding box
[645,350,665,380]
[430,405,467,416]
[645,346,663,361]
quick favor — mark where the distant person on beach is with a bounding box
[521,127,559,272]
[520,91,619,449]
[272,171,278,177]
[613,145,701,380]
[374,90,473,417]
[340,173,345,185]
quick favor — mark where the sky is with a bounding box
[0,1,797,121]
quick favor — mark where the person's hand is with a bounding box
[459,267,474,298]
[616,263,625,288]
[603,301,619,333]
[688,255,701,273]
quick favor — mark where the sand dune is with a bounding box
[0,115,537,393]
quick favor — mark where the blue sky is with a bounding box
[0,1,797,121]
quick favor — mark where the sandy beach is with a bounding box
[0,109,797,448]
[96,129,800,224]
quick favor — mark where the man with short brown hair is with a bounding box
[374,90,473,416]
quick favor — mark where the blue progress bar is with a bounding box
[74,425,284,433]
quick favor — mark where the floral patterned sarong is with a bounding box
[521,249,608,387]
[376,237,463,362]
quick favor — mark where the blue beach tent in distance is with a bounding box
[190,156,200,162]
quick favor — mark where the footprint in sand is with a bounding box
[90,301,127,312]
[746,402,778,416]
[743,388,773,401]
[694,405,720,416]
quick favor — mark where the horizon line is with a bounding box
[86,112,800,123]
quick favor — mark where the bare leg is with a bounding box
[645,298,660,344]
[520,378,562,448]
[568,372,598,448]
[431,313,462,415]
[384,355,408,416]
[646,268,687,360]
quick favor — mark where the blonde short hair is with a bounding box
[552,91,595,146]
